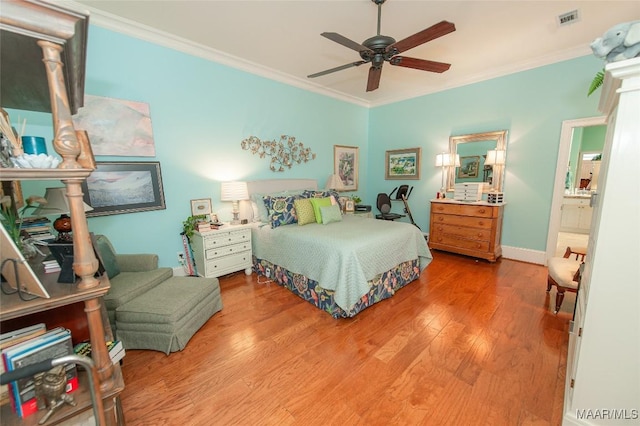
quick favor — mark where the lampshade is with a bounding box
[435,153,459,167]
[220,181,249,202]
[485,149,506,166]
[325,174,345,191]
[32,187,93,216]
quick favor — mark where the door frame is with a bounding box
[545,116,607,264]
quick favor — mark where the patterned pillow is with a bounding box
[303,190,343,211]
[309,197,333,224]
[320,205,342,225]
[264,195,299,228]
[294,198,316,226]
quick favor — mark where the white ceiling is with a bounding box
[65,0,639,107]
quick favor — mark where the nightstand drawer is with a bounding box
[203,230,250,249]
[205,242,251,260]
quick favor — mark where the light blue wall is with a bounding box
[15,26,605,265]
[15,26,368,266]
[368,55,604,250]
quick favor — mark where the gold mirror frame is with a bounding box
[447,130,508,193]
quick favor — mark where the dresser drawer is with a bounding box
[203,229,250,249]
[431,223,491,241]
[205,242,251,260]
[430,234,490,252]
[431,202,495,218]
[431,213,493,229]
[205,250,252,276]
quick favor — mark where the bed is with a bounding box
[244,179,432,318]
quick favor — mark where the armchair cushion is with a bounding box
[115,254,159,272]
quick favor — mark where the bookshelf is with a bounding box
[0,1,124,424]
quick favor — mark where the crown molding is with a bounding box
[58,1,593,109]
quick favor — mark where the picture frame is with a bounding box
[190,198,212,217]
[334,145,359,191]
[0,225,50,298]
[345,200,355,212]
[81,161,166,217]
[457,155,480,179]
[385,148,421,180]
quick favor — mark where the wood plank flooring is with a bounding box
[119,251,574,425]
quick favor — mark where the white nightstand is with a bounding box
[191,223,253,278]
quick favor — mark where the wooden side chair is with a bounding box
[546,246,586,314]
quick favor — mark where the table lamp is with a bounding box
[32,187,93,241]
[220,181,249,225]
[324,174,345,191]
[485,149,506,191]
[435,152,459,198]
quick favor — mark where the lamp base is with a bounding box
[230,211,240,225]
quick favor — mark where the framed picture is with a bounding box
[345,200,355,212]
[334,145,358,191]
[458,156,480,178]
[385,148,421,180]
[190,198,212,217]
[81,161,166,217]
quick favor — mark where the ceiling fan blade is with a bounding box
[307,61,367,78]
[389,21,456,54]
[321,32,371,53]
[366,66,382,92]
[390,56,451,73]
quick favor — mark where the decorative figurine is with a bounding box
[36,365,76,425]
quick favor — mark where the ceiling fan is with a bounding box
[308,0,455,92]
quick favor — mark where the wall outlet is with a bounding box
[265,267,271,277]
[177,251,185,265]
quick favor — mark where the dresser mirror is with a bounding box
[447,130,508,193]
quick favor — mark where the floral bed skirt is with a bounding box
[253,256,421,318]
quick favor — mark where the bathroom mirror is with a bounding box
[447,130,508,193]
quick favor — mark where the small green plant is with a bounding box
[182,214,207,240]
[0,194,48,252]
[351,195,362,204]
[588,68,605,96]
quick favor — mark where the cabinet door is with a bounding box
[561,205,580,229]
[577,206,593,230]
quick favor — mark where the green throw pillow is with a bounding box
[320,205,342,225]
[294,198,316,226]
[309,197,333,224]
[95,235,121,279]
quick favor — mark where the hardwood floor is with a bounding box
[119,251,574,425]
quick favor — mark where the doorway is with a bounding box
[545,116,607,263]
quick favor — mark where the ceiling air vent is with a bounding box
[558,10,580,26]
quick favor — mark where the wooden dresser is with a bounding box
[429,200,504,262]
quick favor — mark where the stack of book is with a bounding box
[73,340,125,364]
[0,325,77,418]
[42,256,61,274]
[20,217,54,242]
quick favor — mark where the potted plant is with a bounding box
[182,214,207,241]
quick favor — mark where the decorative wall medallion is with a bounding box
[241,135,316,172]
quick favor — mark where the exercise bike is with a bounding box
[375,185,420,229]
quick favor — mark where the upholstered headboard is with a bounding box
[246,178,317,195]
[240,179,318,222]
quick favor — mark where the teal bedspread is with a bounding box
[252,215,432,312]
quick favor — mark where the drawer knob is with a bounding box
[479,209,486,214]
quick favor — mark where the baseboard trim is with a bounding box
[502,245,546,265]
